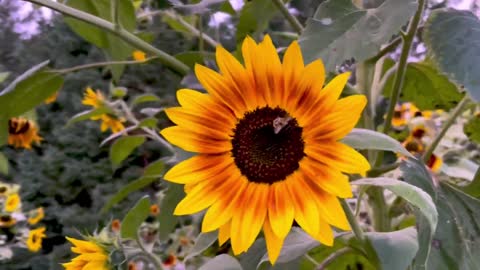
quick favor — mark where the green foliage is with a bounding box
[185,231,219,261]
[424,9,480,102]
[121,196,151,239]
[342,128,413,158]
[109,135,146,167]
[67,107,112,125]
[130,94,161,107]
[158,183,185,240]
[65,0,136,81]
[464,116,480,144]
[199,254,243,270]
[236,0,278,43]
[383,59,463,110]
[0,72,10,83]
[299,0,417,70]
[0,152,8,175]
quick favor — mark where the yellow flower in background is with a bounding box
[62,237,109,270]
[7,118,42,149]
[4,193,20,212]
[82,87,105,108]
[44,92,59,104]
[0,215,16,228]
[426,154,443,173]
[28,207,45,225]
[26,227,46,252]
[132,50,147,62]
[161,35,370,263]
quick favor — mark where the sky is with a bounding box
[10,0,480,39]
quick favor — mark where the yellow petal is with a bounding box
[282,41,304,107]
[300,158,353,198]
[268,182,294,239]
[263,217,284,265]
[160,126,231,154]
[218,220,232,246]
[164,154,233,184]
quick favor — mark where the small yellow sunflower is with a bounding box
[4,193,21,212]
[132,50,147,62]
[45,92,59,104]
[82,87,105,108]
[426,154,443,172]
[0,215,16,228]
[28,207,45,225]
[26,227,46,252]
[8,118,42,149]
[62,237,110,270]
[160,35,370,263]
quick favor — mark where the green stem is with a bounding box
[368,37,401,63]
[422,95,470,162]
[367,187,389,232]
[136,238,164,270]
[23,0,190,75]
[316,247,353,270]
[52,58,158,74]
[382,0,425,135]
[111,0,120,29]
[162,10,219,48]
[340,199,365,242]
[272,0,304,34]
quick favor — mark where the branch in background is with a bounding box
[369,37,402,63]
[23,0,190,75]
[52,58,158,74]
[272,0,304,35]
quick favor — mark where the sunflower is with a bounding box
[26,227,46,252]
[0,215,16,228]
[82,88,126,133]
[4,193,21,212]
[7,118,42,149]
[28,207,45,225]
[160,35,370,263]
[62,237,110,270]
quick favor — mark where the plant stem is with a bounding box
[316,247,353,270]
[23,0,190,75]
[272,0,304,34]
[52,58,158,74]
[111,0,120,29]
[340,199,365,242]
[136,238,164,270]
[422,95,470,162]
[368,37,401,63]
[162,10,219,48]
[382,0,425,135]
[367,187,389,232]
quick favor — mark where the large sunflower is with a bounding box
[161,35,370,263]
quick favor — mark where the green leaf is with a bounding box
[342,128,414,158]
[402,159,480,270]
[383,60,463,110]
[0,65,63,118]
[299,0,417,70]
[461,167,480,198]
[258,228,319,267]
[65,0,136,81]
[170,0,227,15]
[0,72,9,84]
[137,117,158,128]
[144,159,165,177]
[424,9,480,102]
[185,231,218,261]
[236,0,278,43]
[464,115,480,144]
[175,51,215,68]
[158,183,185,240]
[121,196,151,239]
[0,152,8,175]
[102,177,159,213]
[365,227,419,270]
[67,107,111,125]
[352,177,438,248]
[109,136,146,166]
[131,94,161,106]
[199,254,243,270]
[442,156,479,181]
[0,118,8,147]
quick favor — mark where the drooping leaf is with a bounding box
[121,196,151,239]
[424,9,480,102]
[299,0,417,70]
[109,135,146,166]
[185,231,218,261]
[0,152,8,175]
[143,159,165,177]
[101,177,159,213]
[236,0,278,43]
[383,59,463,110]
[365,227,419,270]
[131,94,161,106]
[0,65,63,118]
[158,183,185,240]
[137,117,158,128]
[342,128,414,158]
[402,159,480,270]
[175,51,215,68]
[65,0,136,81]
[199,254,243,270]
[464,115,480,144]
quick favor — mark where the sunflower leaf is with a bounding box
[158,183,185,241]
[342,128,413,158]
[185,231,218,261]
[0,152,8,175]
[299,0,417,70]
[423,9,480,102]
[236,0,278,43]
[199,254,243,270]
[121,196,151,239]
[109,135,146,167]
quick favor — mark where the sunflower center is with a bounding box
[8,119,30,135]
[231,106,305,184]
